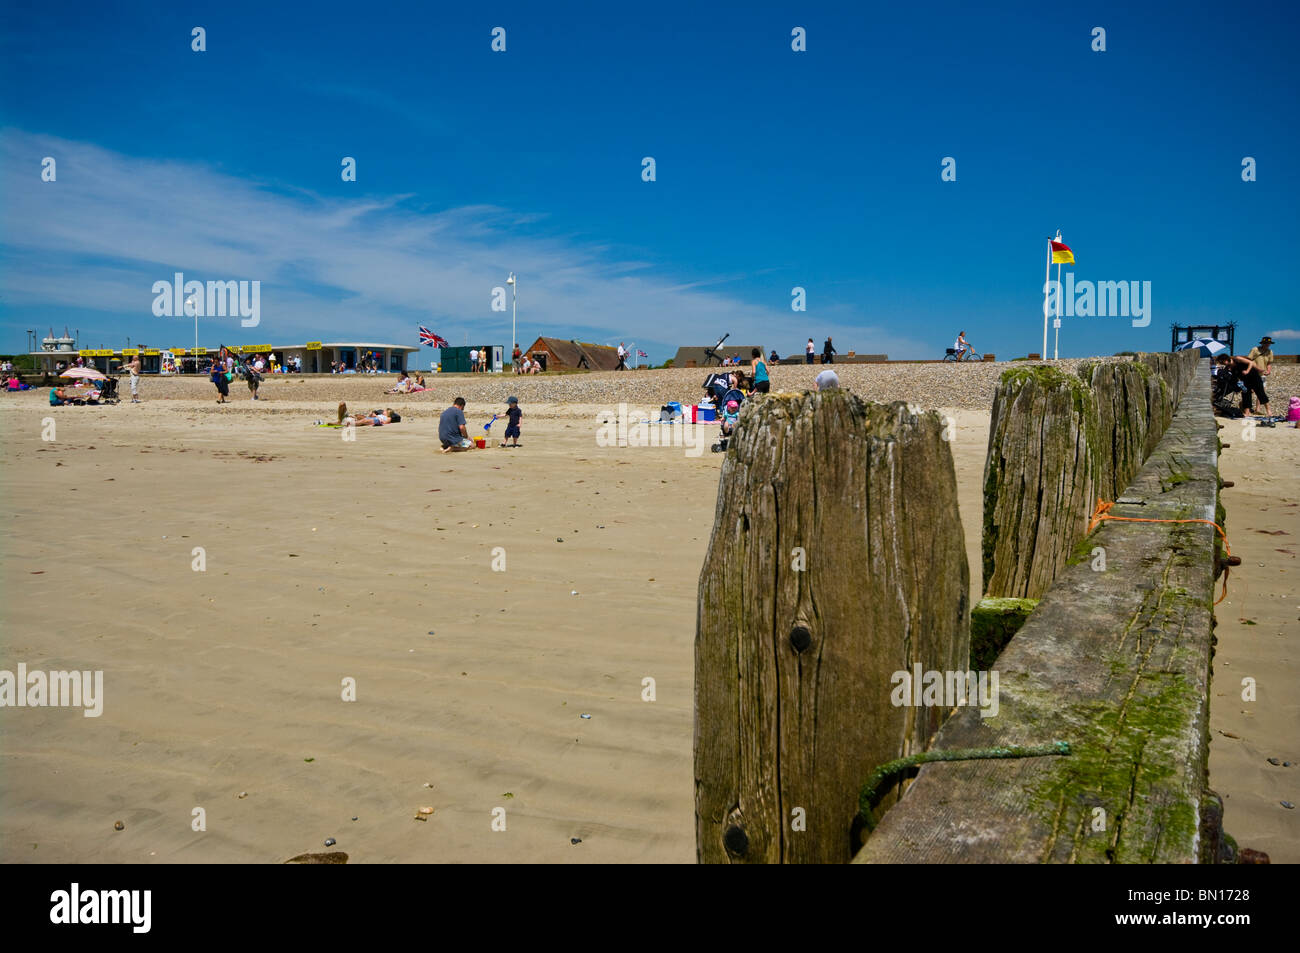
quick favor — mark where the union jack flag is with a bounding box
[419,326,449,348]
[636,350,648,358]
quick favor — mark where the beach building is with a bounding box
[672,344,765,368]
[437,345,505,373]
[26,340,419,375]
[524,337,622,372]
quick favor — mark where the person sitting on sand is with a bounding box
[439,397,474,451]
[388,371,411,393]
[336,402,401,426]
[50,386,98,405]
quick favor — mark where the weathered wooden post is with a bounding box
[982,367,1099,599]
[694,392,969,863]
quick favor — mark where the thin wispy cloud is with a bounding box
[0,129,924,356]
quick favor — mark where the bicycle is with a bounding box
[943,347,983,362]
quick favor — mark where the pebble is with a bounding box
[237,791,248,799]
[1267,757,1281,765]
[1283,802,1295,810]
[418,806,434,815]
[324,837,337,846]
[580,713,592,719]
[114,820,124,831]
[125,362,1161,420]
[571,838,582,845]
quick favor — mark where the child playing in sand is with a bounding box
[500,396,523,447]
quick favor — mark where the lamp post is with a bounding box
[186,295,198,373]
[506,272,517,360]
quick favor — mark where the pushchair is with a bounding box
[1211,366,1247,417]
[702,371,734,406]
[99,376,121,404]
[710,388,746,453]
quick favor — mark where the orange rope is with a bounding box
[1088,498,1232,605]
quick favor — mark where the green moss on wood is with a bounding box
[1025,673,1202,862]
[970,597,1039,670]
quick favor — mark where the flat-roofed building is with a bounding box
[27,341,419,375]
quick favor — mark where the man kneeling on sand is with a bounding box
[439,397,474,451]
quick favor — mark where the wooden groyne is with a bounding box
[856,358,1227,863]
[982,352,1198,600]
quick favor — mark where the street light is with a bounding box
[506,272,517,362]
[185,295,198,373]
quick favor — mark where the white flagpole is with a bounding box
[1054,261,1062,360]
[1043,237,1052,360]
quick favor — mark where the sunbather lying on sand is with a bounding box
[336,402,401,426]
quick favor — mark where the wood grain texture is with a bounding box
[694,392,968,863]
[983,353,1198,599]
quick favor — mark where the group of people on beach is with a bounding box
[437,396,523,450]
[387,371,430,393]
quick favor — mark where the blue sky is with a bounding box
[2,0,1298,363]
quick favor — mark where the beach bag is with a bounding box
[1288,396,1300,421]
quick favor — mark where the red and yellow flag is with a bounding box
[1050,240,1075,265]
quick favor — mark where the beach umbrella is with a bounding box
[1175,337,1227,358]
[60,366,108,381]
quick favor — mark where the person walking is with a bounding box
[123,351,142,403]
[822,337,836,365]
[616,343,627,371]
[806,338,815,364]
[1247,335,1274,416]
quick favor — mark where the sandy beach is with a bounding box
[1,364,1295,862]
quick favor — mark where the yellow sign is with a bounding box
[306,341,323,350]
[121,348,139,356]
[143,349,161,356]
[231,344,273,354]
[78,349,115,357]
